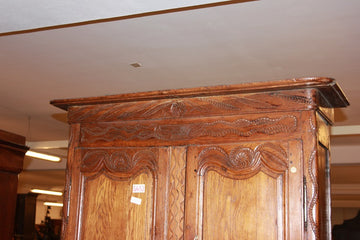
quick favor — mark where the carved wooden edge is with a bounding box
[79,115,299,145]
[197,142,289,179]
[303,112,320,240]
[61,123,80,240]
[51,77,348,111]
[66,90,315,123]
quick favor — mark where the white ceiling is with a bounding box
[1,0,245,33]
[1,0,360,154]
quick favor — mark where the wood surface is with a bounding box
[51,77,348,111]
[52,78,348,240]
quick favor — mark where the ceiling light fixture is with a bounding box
[130,62,142,68]
[44,202,64,207]
[30,189,63,196]
[25,150,61,162]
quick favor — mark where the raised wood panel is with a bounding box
[203,171,283,240]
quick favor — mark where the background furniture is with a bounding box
[14,193,38,240]
[52,77,348,240]
[0,130,28,240]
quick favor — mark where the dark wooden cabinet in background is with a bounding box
[0,130,28,240]
[51,77,349,240]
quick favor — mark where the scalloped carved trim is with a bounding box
[307,148,319,240]
[197,142,288,178]
[80,115,298,143]
[81,149,158,176]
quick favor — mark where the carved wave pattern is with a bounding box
[81,149,157,174]
[307,149,319,240]
[69,93,303,122]
[168,148,186,240]
[80,115,297,143]
[198,143,288,177]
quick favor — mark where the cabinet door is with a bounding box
[185,141,303,240]
[72,147,169,240]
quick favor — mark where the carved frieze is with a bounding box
[69,91,313,123]
[80,115,298,144]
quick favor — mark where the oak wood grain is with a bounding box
[54,78,348,240]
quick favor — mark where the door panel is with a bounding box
[81,172,153,240]
[203,171,282,240]
[185,141,301,240]
[75,148,167,240]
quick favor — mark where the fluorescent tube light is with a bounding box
[25,150,61,162]
[31,189,63,196]
[44,202,63,207]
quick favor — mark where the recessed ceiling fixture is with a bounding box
[31,189,63,196]
[25,150,61,162]
[44,202,63,207]
[130,62,142,68]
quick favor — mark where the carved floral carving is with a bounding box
[80,115,298,143]
[197,142,288,178]
[81,149,158,175]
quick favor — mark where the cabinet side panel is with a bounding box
[316,112,332,240]
[80,173,153,240]
[203,171,281,240]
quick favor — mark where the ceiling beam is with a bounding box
[26,140,69,149]
[331,125,360,136]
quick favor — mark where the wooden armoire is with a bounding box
[51,77,348,240]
